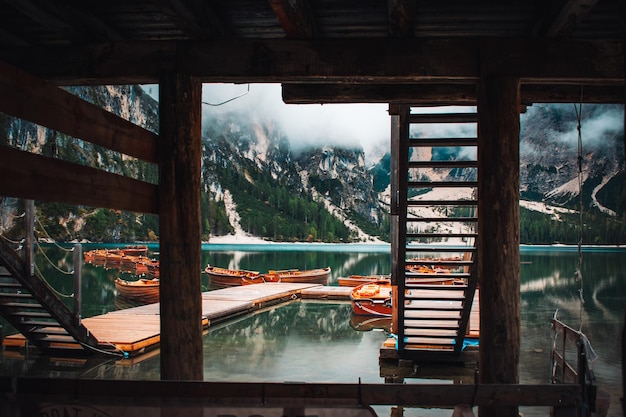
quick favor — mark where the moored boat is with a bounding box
[204,265,260,288]
[114,278,159,304]
[262,267,331,284]
[340,273,464,287]
[338,275,390,287]
[350,280,392,317]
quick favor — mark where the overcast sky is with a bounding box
[200,83,390,155]
[142,83,623,159]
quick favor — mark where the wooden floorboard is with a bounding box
[3,283,480,360]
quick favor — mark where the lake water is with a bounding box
[0,243,624,417]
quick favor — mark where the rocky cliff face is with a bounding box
[1,85,623,242]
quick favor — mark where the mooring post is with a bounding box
[73,243,82,325]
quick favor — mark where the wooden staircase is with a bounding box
[0,236,107,354]
[389,105,479,358]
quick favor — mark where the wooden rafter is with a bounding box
[0,146,158,214]
[0,61,158,163]
[268,0,317,38]
[387,0,417,38]
[0,38,622,85]
[5,0,124,43]
[532,0,600,37]
[166,0,228,38]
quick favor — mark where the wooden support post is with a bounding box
[159,72,203,381]
[73,243,82,325]
[477,76,521,417]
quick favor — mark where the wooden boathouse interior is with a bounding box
[0,1,624,417]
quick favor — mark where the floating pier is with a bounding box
[3,283,350,356]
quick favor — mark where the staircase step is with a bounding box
[406,259,473,266]
[407,217,477,223]
[0,292,36,299]
[408,160,477,169]
[0,282,23,288]
[408,181,478,188]
[18,319,62,327]
[405,272,470,279]
[405,328,458,337]
[409,137,477,147]
[406,246,476,253]
[11,311,53,318]
[31,327,70,335]
[409,113,477,124]
[404,337,456,346]
[406,233,478,239]
[407,199,477,207]
[0,302,45,309]
[405,302,463,311]
[405,319,460,329]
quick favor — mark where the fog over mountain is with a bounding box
[1,85,624,243]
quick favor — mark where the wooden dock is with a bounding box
[3,283,350,356]
[3,282,478,365]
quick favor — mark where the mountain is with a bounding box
[0,86,624,244]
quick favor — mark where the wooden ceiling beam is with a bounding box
[0,146,158,214]
[0,38,622,85]
[0,61,158,163]
[268,0,317,38]
[282,83,625,105]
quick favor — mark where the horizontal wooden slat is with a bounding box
[409,137,477,147]
[407,199,477,206]
[410,113,477,124]
[408,160,477,169]
[0,61,158,163]
[0,146,158,214]
[408,181,478,188]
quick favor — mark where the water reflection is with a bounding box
[0,245,623,416]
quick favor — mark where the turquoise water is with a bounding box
[0,244,624,416]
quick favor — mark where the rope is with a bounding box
[33,263,74,298]
[35,240,74,275]
[573,91,585,332]
[0,234,23,246]
[35,216,74,252]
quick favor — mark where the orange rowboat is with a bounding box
[350,280,393,317]
[204,265,260,288]
[114,278,159,304]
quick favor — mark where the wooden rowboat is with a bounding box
[340,274,464,287]
[204,265,260,288]
[338,275,390,287]
[114,278,159,304]
[350,280,392,317]
[261,267,331,284]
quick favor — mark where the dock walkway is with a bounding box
[3,283,350,355]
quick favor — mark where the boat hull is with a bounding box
[350,280,392,317]
[263,267,331,284]
[114,278,159,304]
[205,266,260,288]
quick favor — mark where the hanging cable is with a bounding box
[35,240,74,276]
[35,216,74,252]
[202,84,250,106]
[573,88,585,332]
